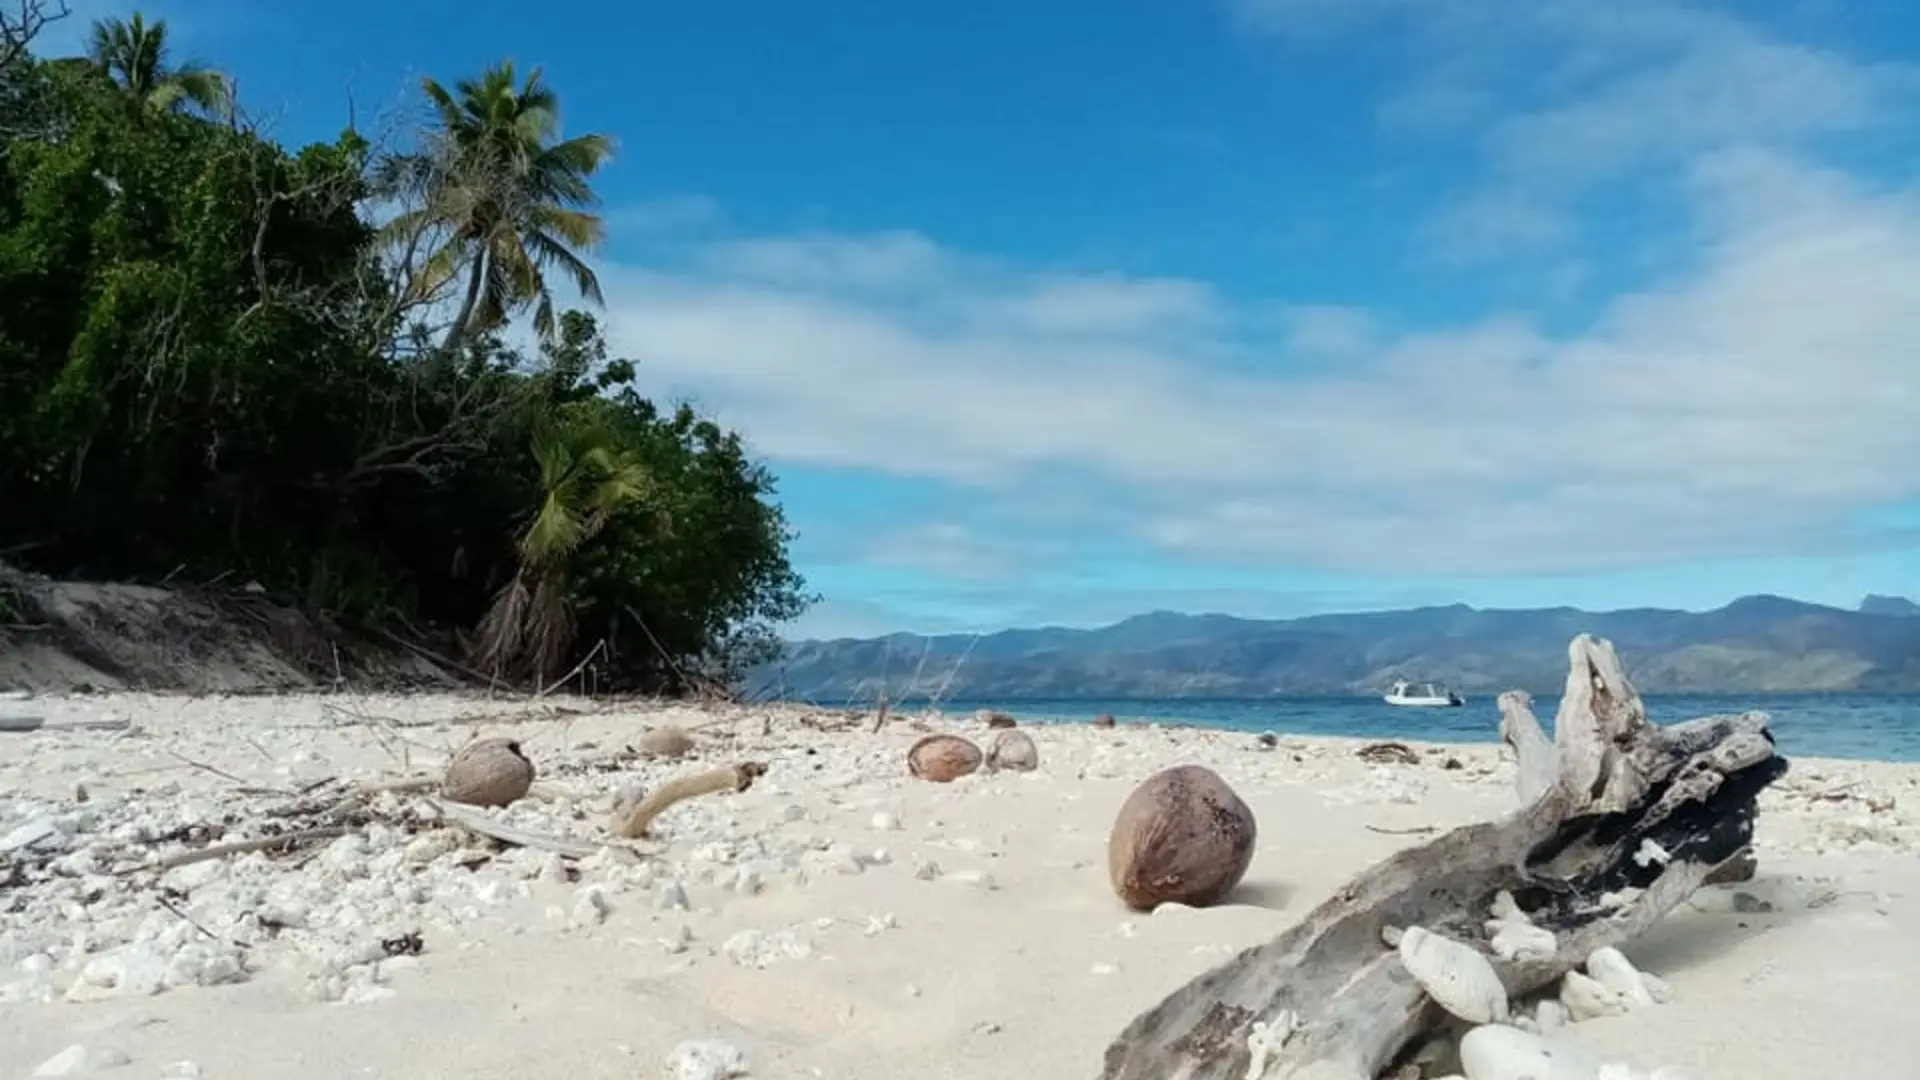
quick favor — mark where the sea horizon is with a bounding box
[826,690,1920,763]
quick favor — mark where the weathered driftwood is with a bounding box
[1099,633,1788,1080]
[1495,691,1556,806]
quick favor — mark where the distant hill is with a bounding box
[754,594,1920,701]
[1860,594,1920,617]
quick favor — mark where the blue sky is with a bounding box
[35,0,1920,637]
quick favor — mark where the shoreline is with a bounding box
[3,692,1917,1078]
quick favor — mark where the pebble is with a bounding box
[665,1039,748,1080]
[656,880,691,911]
[571,885,613,926]
[34,1045,131,1076]
[943,869,998,891]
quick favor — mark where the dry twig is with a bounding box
[120,827,350,876]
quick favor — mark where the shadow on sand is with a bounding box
[1224,878,1295,911]
[1622,874,1823,975]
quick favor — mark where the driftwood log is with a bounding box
[1099,633,1788,1080]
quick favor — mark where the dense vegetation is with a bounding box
[0,5,810,690]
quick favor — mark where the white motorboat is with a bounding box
[1383,680,1464,708]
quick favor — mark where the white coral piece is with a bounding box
[1243,1008,1298,1080]
[1560,969,1628,1021]
[1586,947,1656,1008]
[1398,926,1509,1024]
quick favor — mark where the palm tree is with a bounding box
[383,61,613,354]
[473,421,649,682]
[82,13,230,115]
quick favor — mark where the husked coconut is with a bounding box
[908,735,983,782]
[986,730,1039,772]
[441,738,534,807]
[638,725,697,759]
[1107,765,1256,911]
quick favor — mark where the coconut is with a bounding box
[441,738,534,807]
[1106,765,1256,911]
[1091,714,1116,728]
[976,709,1018,729]
[907,735,983,782]
[638,725,696,759]
[985,730,1038,773]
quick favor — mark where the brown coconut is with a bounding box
[976,709,1018,729]
[1092,713,1116,728]
[907,734,983,782]
[637,725,696,759]
[985,729,1039,772]
[441,737,534,808]
[1107,765,1256,911]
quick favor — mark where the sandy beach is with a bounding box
[2,692,1917,1079]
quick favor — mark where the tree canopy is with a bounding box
[0,13,811,692]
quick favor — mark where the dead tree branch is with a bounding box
[0,1,68,76]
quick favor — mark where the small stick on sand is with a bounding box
[431,799,609,858]
[155,894,245,948]
[610,762,769,839]
[0,716,132,734]
[359,777,441,797]
[120,826,351,875]
[163,747,291,794]
[1364,824,1439,836]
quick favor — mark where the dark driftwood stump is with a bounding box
[1099,634,1788,1080]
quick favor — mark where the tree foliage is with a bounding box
[382,61,613,353]
[0,20,811,693]
[81,12,230,116]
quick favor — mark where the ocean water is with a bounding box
[930,692,1920,763]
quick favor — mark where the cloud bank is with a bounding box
[600,147,1920,577]
[571,1,1920,607]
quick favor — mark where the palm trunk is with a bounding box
[442,254,488,355]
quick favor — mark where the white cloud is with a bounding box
[1230,0,1920,261]
[1490,37,1897,183]
[607,194,724,236]
[977,276,1218,338]
[861,523,1024,583]
[1424,192,1572,263]
[1279,305,1379,360]
[696,231,951,294]
[600,150,1920,577]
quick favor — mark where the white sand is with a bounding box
[1,692,1916,1079]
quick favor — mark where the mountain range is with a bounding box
[754,594,1920,701]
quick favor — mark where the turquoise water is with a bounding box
[930,693,1920,762]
